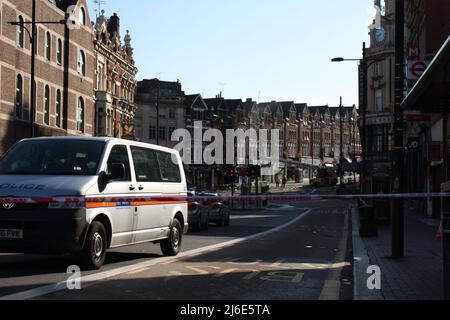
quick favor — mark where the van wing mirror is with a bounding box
[108,163,126,181]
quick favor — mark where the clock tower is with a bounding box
[364,0,396,189]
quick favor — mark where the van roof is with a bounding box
[20,137,179,154]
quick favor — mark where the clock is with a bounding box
[375,27,386,44]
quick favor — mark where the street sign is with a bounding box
[404,112,432,122]
[407,60,429,81]
[407,137,420,150]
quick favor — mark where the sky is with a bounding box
[87,0,375,106]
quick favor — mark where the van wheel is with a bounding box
[80,221,107,270]
[161,219,182,256]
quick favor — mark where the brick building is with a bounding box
[0,0,95,155]
[93,10,138,139]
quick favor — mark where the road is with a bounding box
[0,186,354,300]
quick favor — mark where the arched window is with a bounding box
[44,85,50,125]
[17,16,24,48]
[79,7,86,26]
[57,39,62,65]
[77,97,85,132]
[56,90,61,128]
[15,75,23,118]
[78,50,85,75]
[45,32,51,61]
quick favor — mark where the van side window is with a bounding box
[130,146,161,182]
[107,145,131,182]
[155,151,181,183]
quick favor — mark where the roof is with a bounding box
[402,35,450,110]
[279,101,295,115]
[21,137,177,154]
[309,105,329,116]
[184,94,207,110]
[295,103,308,114]
[243,99,256,113]
[225,99,243,113]
[256,102,272,113]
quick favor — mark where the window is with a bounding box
[131,147,161,182]
[57,39,62,65]
[156,151,181,183]
[375,89,383,112]
[45,32,51,61]
[149,126,156,140]
[169,109,176,119]
[77,97,84,132]
[56,90,61,128]
[79,7,86,26]
[78,50,85,75]
[17,16,24,48]
[0,140,105,176]
[106,145,131,182]
[159,127,166,140]
[97,64,104,90]
[15,75,23,119]
[375,126,384,152]
[44,85,50,125]
[375,61,383,77]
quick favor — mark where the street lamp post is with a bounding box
[331,43,378,193]
[339,97,344,188]
[156,85,160,146]
[310,116,314,182]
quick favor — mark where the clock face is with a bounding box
[375,27,386,44]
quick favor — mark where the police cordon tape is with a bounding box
[1,193,450,205]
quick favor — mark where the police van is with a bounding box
[0,137,188,269]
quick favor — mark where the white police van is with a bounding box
[0,137,188,269]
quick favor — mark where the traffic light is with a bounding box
[248,165,261,179]
[225,166,238,184]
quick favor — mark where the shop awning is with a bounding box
[402,36,450,113]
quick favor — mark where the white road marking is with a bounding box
[0,209,312,300]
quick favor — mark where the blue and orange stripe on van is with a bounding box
[85,196,188,209]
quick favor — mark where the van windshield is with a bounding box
[0,140,105,176]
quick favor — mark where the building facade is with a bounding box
[0,0,95,155]
[93,11,138,139]
[134,79,185,148]
[403,0,450,218]
[363,0,396,194]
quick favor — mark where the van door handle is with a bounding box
[129,185,136,191]
[138,185,144,191]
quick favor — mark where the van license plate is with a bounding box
[0,229,23,239]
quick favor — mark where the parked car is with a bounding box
[187,190,209,231]
[198,191,230,227]
[315,167,338,186]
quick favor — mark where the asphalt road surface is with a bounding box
[0,186,354,300]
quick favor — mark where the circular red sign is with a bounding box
[410,62,427,78]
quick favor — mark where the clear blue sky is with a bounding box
[87,0,375,106]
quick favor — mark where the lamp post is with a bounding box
[310,115,314,182]
[339,97,344,189]
[9,0,69,138]
[331,43,379,193]
[156,85,160,146]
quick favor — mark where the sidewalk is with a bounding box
[352,202,443,300]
